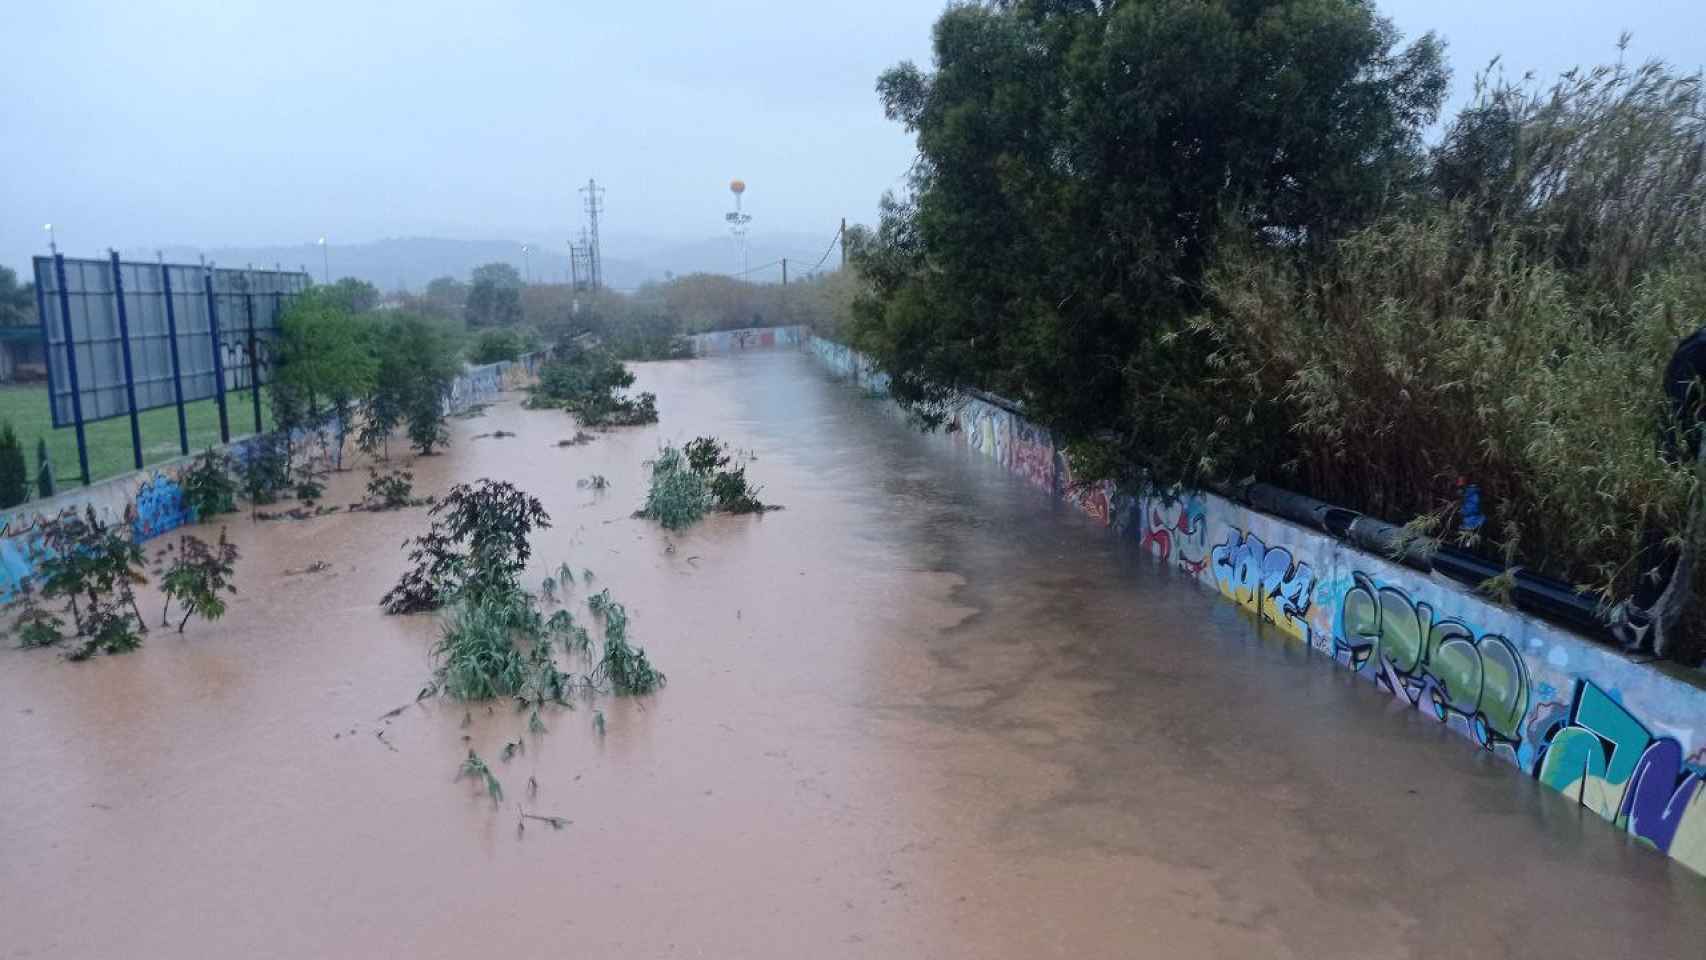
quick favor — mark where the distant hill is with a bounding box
[132,230,842,293]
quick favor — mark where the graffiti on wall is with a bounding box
[1140,494,1209,576]
[0,507,68,601]
[693,325,805,355]
[131,472,191,541]
[1210,529,1316,644]
[951,399,1013,471]
[809,336,889,393]
[1338,572,1530,752]
[1011,420,1054,493]
[1532,680,1706,870]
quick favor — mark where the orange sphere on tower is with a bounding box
[729,179,746,196]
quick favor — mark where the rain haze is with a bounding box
[1,0,1703,283]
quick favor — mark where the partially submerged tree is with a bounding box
[272,287,378,469]
[382,479,551,614]
[160,530,240,632]
[362,314,458,457]
[37,506,149,659]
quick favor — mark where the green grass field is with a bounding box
[0,384,274,497]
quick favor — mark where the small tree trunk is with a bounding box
[126,590,148,634]
[179,606,194,633]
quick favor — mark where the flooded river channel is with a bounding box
[4,351,1704,959]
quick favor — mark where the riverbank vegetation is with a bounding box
[640,437,773,529]
[848,1,1706,662]
[526,345,658,427]
[381,478,665,809]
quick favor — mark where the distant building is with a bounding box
[0,327,45,383]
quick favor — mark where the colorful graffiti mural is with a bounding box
[953,399,1012,469]
[1533,680,1706,872]
[1011,420,1055,493]
[1210,529,1317,644]
[0,469,194,603]
[1338,573,1530,751]
[0,508,65,601]
[131,472,191,541]
[1140,494,1209,575]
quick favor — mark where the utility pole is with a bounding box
[570,229,593,292]
[839,218,847,268]
[579,179,605,292]
[781,258,787,285]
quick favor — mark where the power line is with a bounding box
[807,221,844,273]
[730,258,785,278]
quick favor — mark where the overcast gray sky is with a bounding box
[3,1,1703,275]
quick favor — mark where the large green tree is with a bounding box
[319,276,381,314]
[0,266,36,328]
[852,0,1446,484]
[467,262,523,327]
[271,288,379,467]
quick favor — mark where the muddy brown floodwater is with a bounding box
[4,351,1706,959]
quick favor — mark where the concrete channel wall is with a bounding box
[805,333,1706,879]
[688,325,807,356]
[0,353,544,604]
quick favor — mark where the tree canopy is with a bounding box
[0,266,36,328]
[468,262,524,327]
[850,0,1447,455]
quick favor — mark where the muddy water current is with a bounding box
[4,351,1705,959]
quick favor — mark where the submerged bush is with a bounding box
[432,593,536,701]
[382,479,551,614]
[641,437,773,529]
[527,345,659,427]
[641,447,709,529]
[181,449,239,519]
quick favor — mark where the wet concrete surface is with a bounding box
[4,350,1705,959]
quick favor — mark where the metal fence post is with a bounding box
[159,260,190,456]
[32,265,58,494]
[51,255,92,486]
[244,292,262,435]
[109,251,145,471]
[204,269,230,444]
